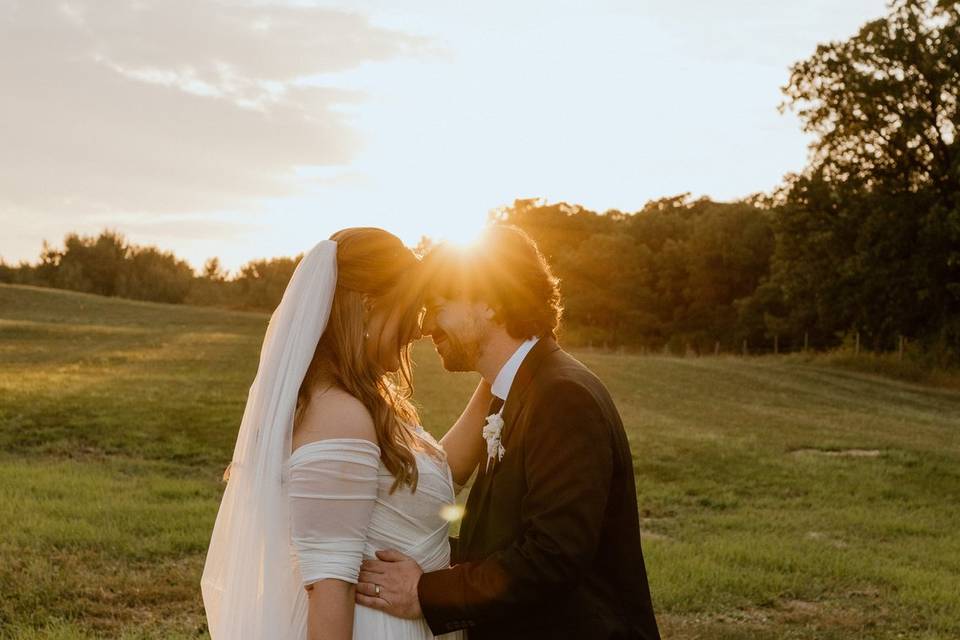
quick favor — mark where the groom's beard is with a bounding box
[435,330,483,372]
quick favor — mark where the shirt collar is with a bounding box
[491,336,540,402]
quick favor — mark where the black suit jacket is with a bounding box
[418,337,661,639]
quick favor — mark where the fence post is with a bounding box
[774,335,779,355]
[714,341,720,356]
[898,335,905,361]
[855,331,860,356]
[804,331,809,353]
[742,339,748,356]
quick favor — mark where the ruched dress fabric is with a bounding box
[288,430,463,640]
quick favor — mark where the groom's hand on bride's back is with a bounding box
[355,549,424,619]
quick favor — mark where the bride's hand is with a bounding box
[440,378,494,486]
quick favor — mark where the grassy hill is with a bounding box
[1,283,958,639]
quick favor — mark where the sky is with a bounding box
[0,0,890,273]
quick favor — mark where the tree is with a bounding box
[41,231,129,296]
[7,230,196,304]
[783,0,959,198]
[116,246,195,304]
[202,257,227,281]
[682,202,776,349]
[557,232,643,345]
[775,0,960,356]
[233,255,302,311]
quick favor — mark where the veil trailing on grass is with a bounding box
[201,240,338,640]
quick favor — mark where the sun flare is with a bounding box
[433,214,489,248]
[439,503,466,523]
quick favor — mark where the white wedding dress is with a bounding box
[202,240,462,639]
[288,428,464,640]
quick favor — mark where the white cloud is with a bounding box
[0,0,429,217]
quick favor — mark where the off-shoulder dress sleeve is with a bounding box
[287,438,380,587]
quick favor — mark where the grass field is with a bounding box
[1,283,959,639]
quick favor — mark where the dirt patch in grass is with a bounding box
[660,594,893,639]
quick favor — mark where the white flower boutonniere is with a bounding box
[482,412,506,472]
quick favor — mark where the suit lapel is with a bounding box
[498,335,559,448]
[459,335,560,553]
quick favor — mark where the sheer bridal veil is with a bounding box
[201,240,338,639]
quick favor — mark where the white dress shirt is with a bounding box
[490,336,540,410]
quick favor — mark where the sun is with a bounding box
[435,213,489,248]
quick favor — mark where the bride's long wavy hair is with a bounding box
[294,227,423,492]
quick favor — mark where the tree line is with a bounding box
[493,196,779,353]
[0,232,302,311]
[504,0,959,362]
[1,0,957,361]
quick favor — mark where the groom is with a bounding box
[356,225,661,639]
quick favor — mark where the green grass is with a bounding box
[781,349,960,392]
[2,283,959,639]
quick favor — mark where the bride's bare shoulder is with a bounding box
[292,387,377,449]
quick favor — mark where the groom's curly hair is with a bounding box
[421,225,563,340]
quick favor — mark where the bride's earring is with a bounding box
[362,295,372,340]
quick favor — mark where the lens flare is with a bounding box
[438,216,488,249]
[439,503,466,523]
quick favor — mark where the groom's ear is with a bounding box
[472,300,496,322]
[479,301,509,328]
[469,300,497,325]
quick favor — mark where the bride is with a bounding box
[201,228,491,639]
